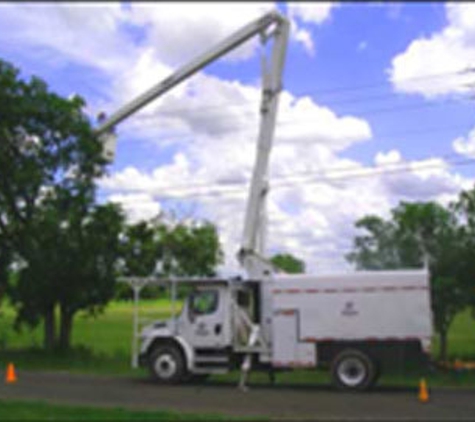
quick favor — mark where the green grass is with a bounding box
[0,300,176,376]
[0,399,247,421]
[0,299,176,355]
[0,298,475,386]
[431,309,475,360]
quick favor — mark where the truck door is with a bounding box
[186,287,228,348]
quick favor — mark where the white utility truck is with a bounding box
[96,12,433,390]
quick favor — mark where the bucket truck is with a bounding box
[96,12,433,391]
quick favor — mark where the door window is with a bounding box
[190,290,219,316]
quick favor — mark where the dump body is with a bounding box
[270,270,432,367]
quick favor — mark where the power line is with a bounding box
[106,156,475,201]
[107,121,475,198]
[130,94,473,144]
[109,147,467,195]
[105,126,475,198]
[154,87,471,124]
[133,67,475,118]
[273,157,475,189]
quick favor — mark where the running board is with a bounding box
[192,367,229,374]
[195,356,229,363]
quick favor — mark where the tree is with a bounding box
[163,221,223,278]
[347,199,474,360]
[452,189,475,308]
[117,218,223,299]
[345,216,401,270]
[0,58,114,350]
[120,221,161,278]
[11,202,124,350]
[115,220,162,300]
[271,253,305,274]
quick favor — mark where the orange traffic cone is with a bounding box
[418,378,429,403]
[5,362,17,384]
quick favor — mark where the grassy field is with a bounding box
[0,298,474,386]
[0,400,245,421]
[0,299,176,375]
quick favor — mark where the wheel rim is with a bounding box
[154,353,177,379]
[338,357,366,387]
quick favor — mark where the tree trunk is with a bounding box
[58,304,74,351]
[43,304,56,351]
[439,329,448,362]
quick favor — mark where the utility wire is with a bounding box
[107,156,475,201]
[128,95,473,144]
[108,148,468,195]
[105,69,475,200]
[273,157,475,189]
[133,67,475,118]
[154,88,472,123]
[105,123,475,198]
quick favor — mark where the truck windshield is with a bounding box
[189,290,218,316]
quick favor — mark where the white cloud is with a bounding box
[127,2,334,61]
[287,2,337,25]
[292,26,315,56]
[389,4,475,98]
[108,193,161,223]
[453,127,475,158]
[375,149,402,165]
[286,2,338,56]
[0,3,133,74]
[127,2,277,65]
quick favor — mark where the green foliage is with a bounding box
[347,194,475,359]
[0,58,116,350]
[120,221,161,277]
[163,222,223,277]
[271,253,305,274]
[0,58,220,352]
[116,219,223,300]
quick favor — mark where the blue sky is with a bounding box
[1,3,474,274]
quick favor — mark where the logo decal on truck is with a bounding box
[195,322,210,336]
[341,301,358,317]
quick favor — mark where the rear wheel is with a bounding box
[331,349,377,391]
[149,345,187,384]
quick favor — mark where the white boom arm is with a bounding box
[237,19,289,278]
[96,12,287,135]
[96,12,290,279]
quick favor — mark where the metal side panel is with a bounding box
[271,311,315,368]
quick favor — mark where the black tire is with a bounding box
[331,349,377,391]
[148,345,187,384]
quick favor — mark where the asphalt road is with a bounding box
[1,371,475,420]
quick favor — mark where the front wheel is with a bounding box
[331,349,377,391]
[148,345,187,384]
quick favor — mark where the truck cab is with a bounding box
[138,280,262,383]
